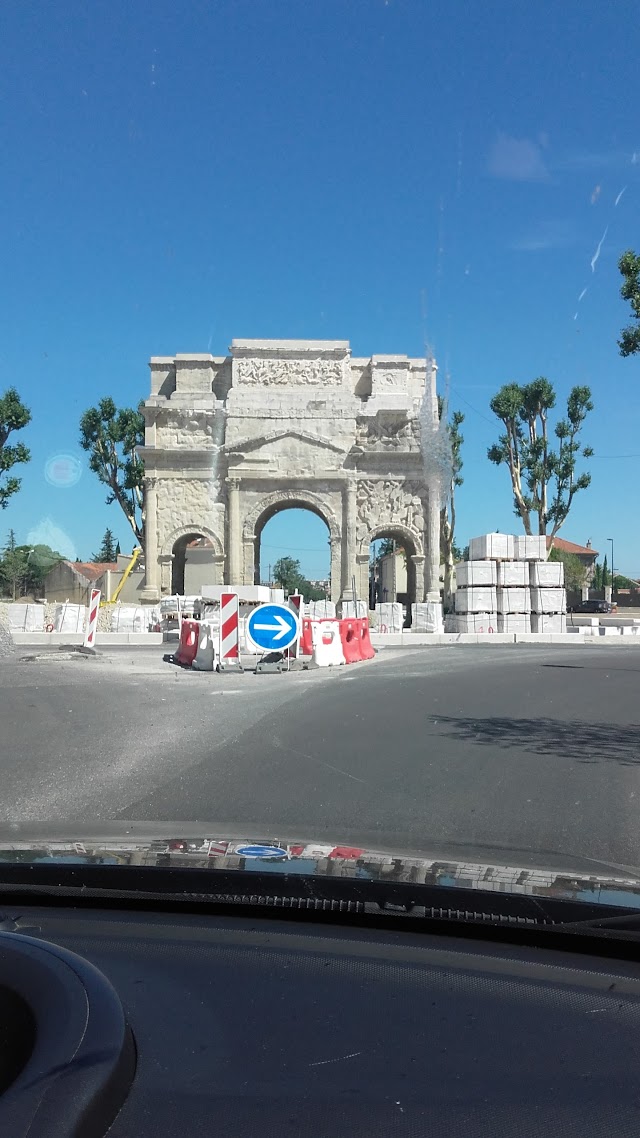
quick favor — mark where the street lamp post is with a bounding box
[608,537,614,598]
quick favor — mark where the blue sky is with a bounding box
[1,0,638,578]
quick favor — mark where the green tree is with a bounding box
[548,546,586,592]
[0,388,31,509]
[618,250,640,356]
[93,527,117,562]
[0,537,64,600]
[273,556,305,594]
[80,398,145,543]
[437,398,464,609]
[613,573,638,590]
[602,554,609,588]
[488,378,593,539]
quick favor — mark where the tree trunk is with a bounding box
[440,506,454,611]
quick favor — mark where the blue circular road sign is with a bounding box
[236,845,288,858]
[246,603,300,652]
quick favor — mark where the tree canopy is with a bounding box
[0,531,63,599]
[618,250,640,357]
[272,555,327,601]
[93,527,117,563]
[547,546,586,592]
[80,398,145,542]
[0,388,31,509]
[437,397,464,608]
[488,378,593,539]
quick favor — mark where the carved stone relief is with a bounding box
[235,358,343,386]
[356,479,425,546]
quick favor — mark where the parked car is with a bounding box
[568,599,617,614]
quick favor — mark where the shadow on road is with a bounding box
[430,716,640,766]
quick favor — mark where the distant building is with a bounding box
[546,537,598,583]
[42,561,119,604]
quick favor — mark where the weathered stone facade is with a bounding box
[139,340,440,604]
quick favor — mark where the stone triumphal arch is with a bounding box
[139,339,441,605]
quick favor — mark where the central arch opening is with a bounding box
[369,528,417,626]
[256,505,330,599]
[171,534,215,595]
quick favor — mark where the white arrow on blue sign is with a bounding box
[246,603,300,652]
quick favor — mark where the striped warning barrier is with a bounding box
[83,589,101,648]
[218,591,243,672]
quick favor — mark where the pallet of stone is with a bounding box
[455,561,497,588]
[376,602,404,633]
[455,587,498,614]
[497,613,531,634]
[530,587,567,614]
[514,536,547,561]
[446,612,497,634]
[497,587,531,614]
[497,561,529,588]
[531,613,567,634]
[529,561,564,588]
[468,533,515,562]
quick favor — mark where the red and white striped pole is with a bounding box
[287,592,303,660]
[219,591,242,670]
[84,588,101,648]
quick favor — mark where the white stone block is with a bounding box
[530,587,566,614]
[531,613,567,634]
[455,587,498,614]
[53,603,86,633]
[377,602,404,633]
[599,625,621,637]
[497,562,529,587]
[446,612,497,633]
[497,613,531,634]
[6,604,45,632]
[514,535,547,561]
[529,561,564,587]
[468,533,515,561]
[341,600,368,618]
[200,584,270,604]
[455,561,497,588]
[497,587,531,614]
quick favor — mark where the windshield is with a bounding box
[0,0,638,909]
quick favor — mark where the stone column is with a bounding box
[411,554,426,603]
[341,478,358,599]
[141,476,160,600]
[227,478,241,585]
[425,481,441,602]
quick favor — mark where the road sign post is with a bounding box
[246,602,300,657]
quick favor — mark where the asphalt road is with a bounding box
[2,642,640,874]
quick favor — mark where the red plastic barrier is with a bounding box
[299,617,314,656]
[173,619,200,667]
[339,618,362,664]
[358,618,375,660]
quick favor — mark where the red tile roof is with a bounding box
[65,561,118,580]
[546,537,598,557]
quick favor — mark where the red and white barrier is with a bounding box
[312,620,345,667]
[358,618,375,660]
[192,622,218,671]
[339,618,362,664]
[218,591,243,671]
[83,589,101,648]
[173,619,200,667]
